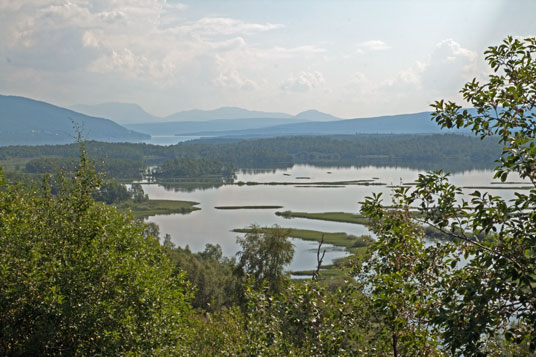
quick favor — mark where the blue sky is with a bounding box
[1,0,535,118]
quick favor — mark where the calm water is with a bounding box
[143,135,202,146]
[142,165,527,272]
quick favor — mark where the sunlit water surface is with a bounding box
[142,165,527,272]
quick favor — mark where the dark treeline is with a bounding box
[154,157,235,180]
[0,133,501,173]
[162,238,242,312]
[24,157,144,179]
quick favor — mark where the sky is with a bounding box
[1,0,535,119]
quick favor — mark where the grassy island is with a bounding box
[234,227,372,250]
[234,226,374,279]
[276,211,370,225]
[215,205,283,210]
[117,199,200,218]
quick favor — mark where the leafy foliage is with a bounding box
[235,225,294,295]
[154,157,235,181]
[164,242,241,311]
[360,36,536,355]
[2,35,534,357]
[0,146,192,355]
[24,156,144,179]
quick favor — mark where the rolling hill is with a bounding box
[181,112,471,137]
[163,106,293,121]
[70,102,160,124]
[125,117,310,136]
[0,95,150,146]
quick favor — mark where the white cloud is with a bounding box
[0,1,490,118]
[358,40,390,52]
[175,17,284,37]
[340,38,479,117]
[214,69,259,91]
[420,39,477,92]
[0,0,291,86]
[281,71,325,92]
[374,39,477,96]
[164,1,188,11]
[349,72,368,85]
[88,48,177,83]
[82,31,100,48]
[211,37,247,51]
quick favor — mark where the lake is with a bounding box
[143,135,201,146]
[142,165,527,272]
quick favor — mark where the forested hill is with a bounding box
[0,95,150,146]
[0,134,501,173]
[69,102,160,124]
[183,111,474,137]
[125,117,309,136]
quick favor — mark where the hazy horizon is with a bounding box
[1,0,535,118]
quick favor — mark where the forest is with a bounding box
[1,37,535,355]
[0,133,500,184]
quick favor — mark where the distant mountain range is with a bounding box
[70,102,160,124]
[69,101,464,138]
[1,95,472,147]
[164,107,295,122]
[0,95,149,146]
[155,112,471,138]
[70,102,342,125]
[125,117,310,136]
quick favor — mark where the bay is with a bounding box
[142,165,527,272]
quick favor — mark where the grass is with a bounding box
[396,183,533,190]
[461,185,533,190]
[233,227,373,250]
[117,199,200,218]
[294,185,345,188]
[0,158,33,170]
[235,180,386,186]
[234,226,374,281]
[276,211,370,225]
[215,205,283,210]
[291,268,345,278]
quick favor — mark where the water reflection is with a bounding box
[143,165,527,272]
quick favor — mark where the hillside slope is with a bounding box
[70,102,160,124]
[0,95,149,146]
[184,111,471,137]
[125,117,309,136]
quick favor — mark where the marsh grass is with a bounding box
[118,199,200,218]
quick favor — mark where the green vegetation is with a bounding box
[290,267,346,278]
[24,156,145,180]
[2,36,535,356]
[357,36,536,355]
[235,227,373,280]
[236,179,386,186]
[117,199,200,218]
[162,241,241,312]
[235,225,294,295]
[276,210,370,225]
[160,181,225,192]
[234,227,372,250]
[461,185,533,190]
[154,157,235,181]
[0,133,501,175]
[0,147,192,355]
[215,205,283,210]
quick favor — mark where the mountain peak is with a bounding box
[294,109,341,121]
[69,102,159,124]
[0,95,149,146]
[164,107,292,121]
